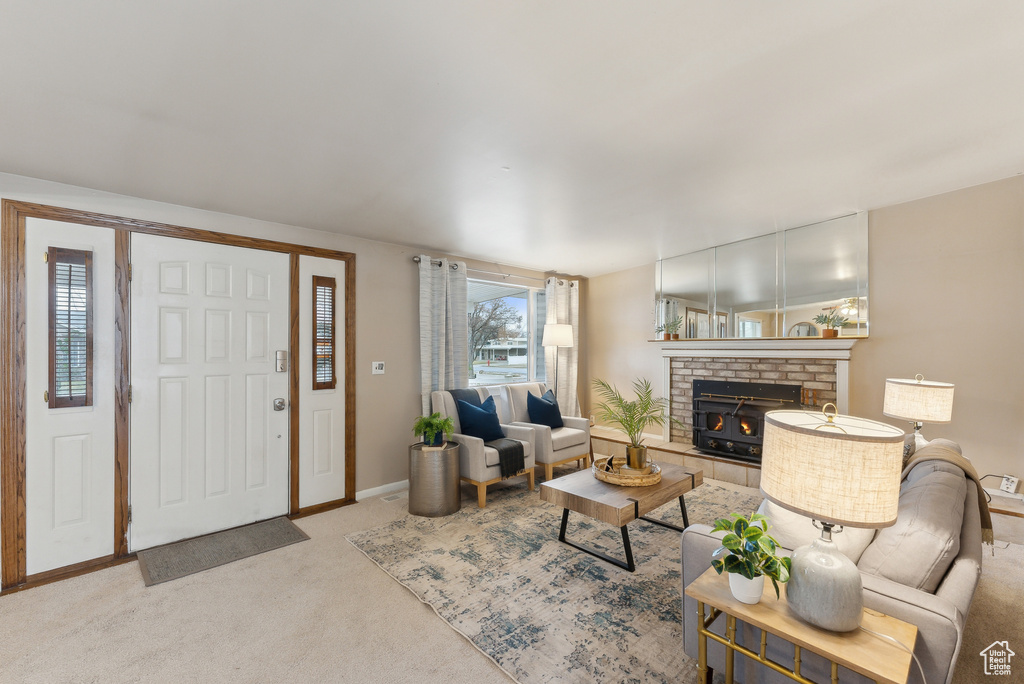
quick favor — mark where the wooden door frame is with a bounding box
[1,200,357,592]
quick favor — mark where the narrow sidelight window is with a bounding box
[313,275,336,390]
[48,247,93,408]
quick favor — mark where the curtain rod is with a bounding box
[412,255,546,283]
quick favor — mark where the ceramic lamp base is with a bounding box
[786,536,863,632]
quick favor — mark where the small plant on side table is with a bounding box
[710,512,792,603]
[413,412,454,447]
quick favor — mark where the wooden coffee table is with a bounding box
[539,461,703,571]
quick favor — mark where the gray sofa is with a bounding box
[681,440,983,684]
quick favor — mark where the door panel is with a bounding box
[298,255,347,507]
[25,219,116,575]
[130,235,289,551]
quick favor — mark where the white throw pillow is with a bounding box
[756,499,876,564]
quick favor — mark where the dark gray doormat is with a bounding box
[137,517,310,586]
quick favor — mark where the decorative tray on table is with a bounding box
[592,456,662,486]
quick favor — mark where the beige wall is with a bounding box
[585,175,1024,480]
[851,175,1024,479]
[0,173,563,498]
[585,262,663,416]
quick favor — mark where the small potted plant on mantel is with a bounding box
[665,316,683,340]
[412,412,454,447]
[710,512,792,604]
[813,307,848,338]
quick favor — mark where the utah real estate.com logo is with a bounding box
[980,641,1015,676]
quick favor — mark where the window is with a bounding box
[48,247,93,408]
[467,279,546,387]
[312,276,336,390]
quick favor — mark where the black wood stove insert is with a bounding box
[691,379,802,463]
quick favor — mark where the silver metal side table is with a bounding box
[408,442,461,517]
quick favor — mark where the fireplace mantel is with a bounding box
[658,338,859,358]
[660,338,860,442]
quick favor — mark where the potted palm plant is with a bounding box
[710,512,792,604]
[592,378,669,470]
[412,412,454,447]
[813,307,848,338]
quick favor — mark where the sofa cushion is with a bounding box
[756,499,876,564]
[527,389,564,429]
[456,396,504,443]
[550,426,587,451]
[857,465,967,593]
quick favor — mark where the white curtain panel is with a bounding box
[419,255,469,414]
[544,277,580,417]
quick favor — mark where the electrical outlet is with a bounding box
[371,361,385,375]
[1000,475,1019,494]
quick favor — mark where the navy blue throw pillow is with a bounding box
[456,395,504,442]
[527,390,563,429]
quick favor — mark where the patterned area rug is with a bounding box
[347,478,762,683]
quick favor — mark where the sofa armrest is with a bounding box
[561,415,591,433]
[501,423,535,454]
[509,421,552,463]
[860,572,964,684]
[449,433,484,473]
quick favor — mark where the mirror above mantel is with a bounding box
[655,212,868,340]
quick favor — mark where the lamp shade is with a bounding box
[883,375,954,424]
[542,323,574,348]
[760,409,905,529]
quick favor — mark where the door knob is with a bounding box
[273,398,286,411]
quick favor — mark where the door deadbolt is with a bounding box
[275,350,288,372]
[273,398,286,411]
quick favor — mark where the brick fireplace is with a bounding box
[660,339,856,447]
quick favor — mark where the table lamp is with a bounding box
[760,405,905,632]
[883,374,954,453]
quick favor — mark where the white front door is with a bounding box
[130,235,290,551]
[298,255,347,507]
[24,219,116,575]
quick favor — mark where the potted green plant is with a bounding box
[592,378,669,470]
[813,307,849,338]
[710,512,792,604]
[654,324,670,341]
[665,316,683,340]
[412,412,454,447]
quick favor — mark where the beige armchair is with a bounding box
[430,388,535,508]
[502,382,592,482]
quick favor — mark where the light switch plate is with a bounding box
[371,361,385,375]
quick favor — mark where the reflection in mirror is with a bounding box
[655,213,868,339]
[783,214,868,336]
[715,233,779,338]
[656,249,711,338]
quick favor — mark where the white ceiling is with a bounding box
[2,2,1023,277]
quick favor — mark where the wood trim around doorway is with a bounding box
[0,199,358,591]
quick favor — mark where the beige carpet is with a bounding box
[0,477,1020,683]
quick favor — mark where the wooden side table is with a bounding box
[684,568,917,684]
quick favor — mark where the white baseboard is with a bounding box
[356,479,410,502]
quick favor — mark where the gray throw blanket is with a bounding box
[448,388,482,407]
[486,437,526,479]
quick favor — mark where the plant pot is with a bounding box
[626,445,648,470]
[822,328,839,338]
[671,333,680,340]
[423,432,445,447]
[662,333,671,340]
[728,573,765,605]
